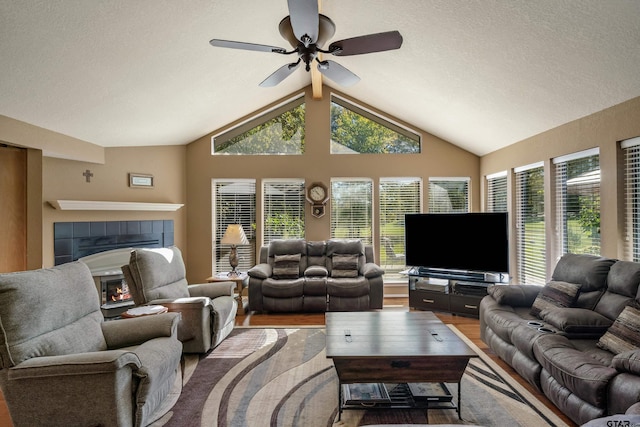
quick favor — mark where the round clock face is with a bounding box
[309,185,326,202]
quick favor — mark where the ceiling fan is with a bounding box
[209,0,403,89]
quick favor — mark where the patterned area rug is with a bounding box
[150,326,570,427]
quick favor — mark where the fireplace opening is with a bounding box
[104,276,132,305]
[97,274,135,317]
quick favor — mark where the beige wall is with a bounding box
[42,146,187,267]
[481,96,640,276]
[0,115,104,163]
[186,86,480,283]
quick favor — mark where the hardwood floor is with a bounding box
[0,298,577,426]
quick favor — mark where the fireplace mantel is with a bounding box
[49,200,184,211]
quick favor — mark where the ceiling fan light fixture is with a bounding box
[279,14,335,49]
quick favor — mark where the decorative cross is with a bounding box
[83,169,93,183]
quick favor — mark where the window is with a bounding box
[554,149,600,259]
[515,162,546,285]
[262,179,305,245]
[330,179,373,244]
[380,178,421,275]
[622,136,640,261]
[212,96,305,155]
[486,171,508,212]
[330,96,420,154]
[212,179,256,274]
[428,178,469,213]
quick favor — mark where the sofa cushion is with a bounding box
[272,254,301,279]
[326,239,365,257]
[530,281,581,319]
[597,305,640,354]
[539,307,612,335]
[607,261,640,298]
[533,334,618,408]
[304,265,328,277]
[551,253,615,292]
[262,278,305,297]
[331,254,359,278]
[127,247,190,303]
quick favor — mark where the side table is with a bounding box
[207,272,249,315]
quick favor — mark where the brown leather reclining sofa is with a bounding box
[247,239,384,313]
[480,253,640,425]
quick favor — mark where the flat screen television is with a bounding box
[404,212,509,274]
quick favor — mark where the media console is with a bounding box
[408,267,508,318]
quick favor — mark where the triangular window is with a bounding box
[213,96,305,155]
[330,96,420,154]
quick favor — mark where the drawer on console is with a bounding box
[409,289,449,311]
[449,295,482,317]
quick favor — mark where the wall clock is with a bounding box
[306,182,329,218]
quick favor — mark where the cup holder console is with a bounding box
[537,327,556,334]
[527,321,543,327]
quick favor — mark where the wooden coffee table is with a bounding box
[325,311,477,420]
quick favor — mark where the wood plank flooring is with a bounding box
[0,298,577,426]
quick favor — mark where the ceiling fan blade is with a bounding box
[328,31,403,56]
[317,60,360,87]
[287,0,319,43]
[259,61,301,87]
[209,39,286,53]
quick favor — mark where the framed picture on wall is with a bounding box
[129,173,154,188]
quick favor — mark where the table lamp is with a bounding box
[220,224,249,276]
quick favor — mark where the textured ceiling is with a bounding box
[1,0,639,156]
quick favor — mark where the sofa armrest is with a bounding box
[539,307,613,334]
[7,350,141,380]
[248,263,272,279]
[612,348,640,375]
[188,281,234,298]
[362,263,384,278]
[102,312,181,349]
[486,284,541,307]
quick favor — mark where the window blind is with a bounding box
[379,178,421,273]
[622,137,640,261]
[515,164,546,285]
[486,171,507,213]
[330,179,373,244]
[262,179,305,246]
[428,178,469,213]
[553,149,600,259]
[212,179,256,274]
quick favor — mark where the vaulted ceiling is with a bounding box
[1,0,639,156]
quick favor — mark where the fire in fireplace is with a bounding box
[103,276,132,305]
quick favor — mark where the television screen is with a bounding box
[404,212,509,274]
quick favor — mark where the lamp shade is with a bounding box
[220,224,249,246]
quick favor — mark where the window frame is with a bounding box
[262,178,306,246]
[330,178,374,244]
[212,179,256,274]
[211,94,305,155]
[553,148,600,259]
[330,95,421,154]
[622,136,640,261]
[428,177,470,213]
[379,177,422,276]
[486,171,508,213]
[514,162,546,285]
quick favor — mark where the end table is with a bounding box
[207,272,249,315]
